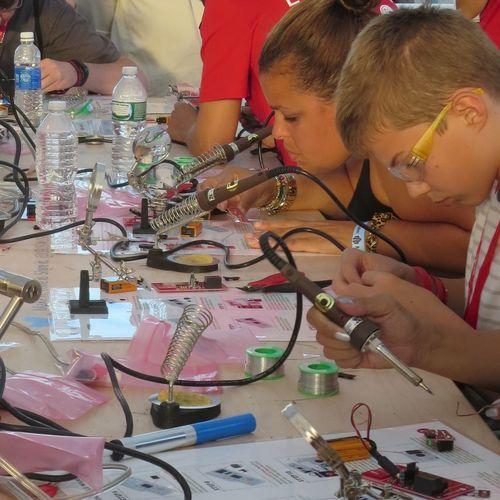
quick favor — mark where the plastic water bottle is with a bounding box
[35,101,79,230]
[111,66,147,184]
[14,32,43,127]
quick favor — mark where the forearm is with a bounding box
[84,57,141,95]
[186,123,230,156]
[186,100,241,156]
[377,221,469,273]
[420,324,500,391]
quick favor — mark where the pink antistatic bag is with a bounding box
[66,316,260,391]
[76,185,140,219]
[2,371,108,420]
[0,432,105,490]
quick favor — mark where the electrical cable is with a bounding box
[0,119,22,166]
[110,226,345,269]
[350,402,400,478]
[0,217,127,244]
[0,160,30,239]
[0,358,192,499]
[101,352,134,438]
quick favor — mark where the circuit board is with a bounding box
[363,467,479,499]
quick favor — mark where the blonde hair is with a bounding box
[259,0,379,100]
[335,7,500,156]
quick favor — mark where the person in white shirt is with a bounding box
[75,0,203,96]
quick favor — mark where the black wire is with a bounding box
[0,217,127,244]
[109,225,345,266]
[0,119,22,166]
[293,168,407,262]
[101,352,134,438]
[0,160,30,238]
[0,357,192,498]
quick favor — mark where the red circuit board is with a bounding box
[363,467,477,499]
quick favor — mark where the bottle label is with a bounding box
[112,101,146,121]
[15,66,41,91]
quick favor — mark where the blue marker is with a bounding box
[111,414,256,460]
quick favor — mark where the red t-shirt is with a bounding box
[199,0,396,165]
[480,0,500,48]
[200,0,298,164]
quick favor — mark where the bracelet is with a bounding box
[259,173,297,215]
[365,211,396,253]
[352,224,368,251]
[69,60,89,87]
[413,266,448,303]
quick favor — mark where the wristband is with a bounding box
[413,266,448,303]
[69,60,89,87]
[351,225,367,251]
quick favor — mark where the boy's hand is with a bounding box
[308,288,432,370]
[41,59,77,92]
[245,220,347,254]
[199,166,274,212]
[168,101,198,144]
[333,248,416,287]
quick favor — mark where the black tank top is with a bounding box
[346,159,394,221]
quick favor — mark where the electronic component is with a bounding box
[418,428,455,452]
[363,465,477,499]
[180,220,202,237]
[325,436,371,462]
[152,275,226,293]
[100,277,138,294]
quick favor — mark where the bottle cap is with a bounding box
[47,101,67,112]
[20,32,34,41]
[122,66,138,76]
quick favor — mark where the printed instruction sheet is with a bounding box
[24,421,500,499]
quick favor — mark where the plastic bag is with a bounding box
[66,316,260,392]
[3,371,108,420]
[0,432,105,490]
[76,184,140,219]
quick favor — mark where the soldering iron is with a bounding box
[258,231,432,394]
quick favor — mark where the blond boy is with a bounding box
[309,8,500,391]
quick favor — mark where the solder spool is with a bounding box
[298,361,339,397]
[245,346,285,380]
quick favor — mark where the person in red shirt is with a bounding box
[457,0,500,47]
[167,0,300,160]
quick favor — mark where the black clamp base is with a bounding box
[69,270,108,315]
[146,248,219,273]
[133,198,155,235]
[150,398,221,429]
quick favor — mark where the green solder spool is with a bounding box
[245,346,285,380]
[298,361,339,397]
